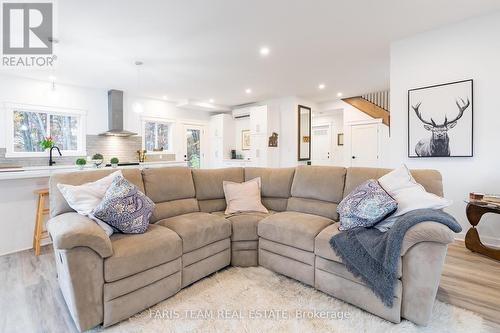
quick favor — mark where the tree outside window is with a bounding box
[13,110,80,152]
[144,121,171,152]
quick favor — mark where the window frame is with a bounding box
[4,103,87,158]
[141,116,175,154]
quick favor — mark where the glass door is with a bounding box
[184,125,204,168]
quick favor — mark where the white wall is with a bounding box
[388,12,500,246]
[250,96,317,167]
[0,74,212,255]
[0,74,212,160]
[317,99,390,167]
[313,110,345,166]
[234,117,250,159]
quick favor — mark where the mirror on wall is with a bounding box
[298,105,311,161]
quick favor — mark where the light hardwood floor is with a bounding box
[438,241,500,332]
[0,241,499,333]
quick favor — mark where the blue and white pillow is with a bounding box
[337,179,397,231]
[92,176,155,234]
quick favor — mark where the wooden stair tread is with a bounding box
[342,96,390,126]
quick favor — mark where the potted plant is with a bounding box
[75,158,87,170]
[92,153,104,168]
[39,136,54,151]
[110,157,119,168]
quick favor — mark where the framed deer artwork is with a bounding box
[408,79,473,157]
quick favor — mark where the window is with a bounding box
[142,119,173,153]
[6,104,86,157]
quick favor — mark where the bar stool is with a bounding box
[33,188,50,256]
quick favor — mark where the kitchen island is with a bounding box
[0,161,187,255]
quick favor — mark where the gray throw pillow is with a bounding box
[337,179,397,231]
[92,176,155,234]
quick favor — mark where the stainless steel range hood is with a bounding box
[99,90,137,136]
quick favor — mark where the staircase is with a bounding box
[342,90,390,126]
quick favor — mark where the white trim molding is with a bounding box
[3,102,87,158]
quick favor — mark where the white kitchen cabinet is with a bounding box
[208,114,235,168]
[250,105,268,135]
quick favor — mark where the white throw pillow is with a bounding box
[223,177,269,215]
[376,165,452,231]
[57,170,123,236]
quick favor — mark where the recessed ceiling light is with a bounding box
[162,95,168,100]
[245,88,252,94]
[209,98,215,103]
[259,47,270,56]
[49,75,56,81]
[337,92,343,97]
[318,83,326,90]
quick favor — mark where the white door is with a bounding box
[183,125,206,168]
[350,123,379,167]
[311,125,332,165]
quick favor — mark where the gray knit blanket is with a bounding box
[329,209,462,307]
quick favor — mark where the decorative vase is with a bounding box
[111,163,118,168]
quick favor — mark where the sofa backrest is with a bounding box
[142,167,199,222]
[49,169,144,218]
[344,167,444,197]
[245,167,295,212]
[192,167,244,212]
[287,165,347,220]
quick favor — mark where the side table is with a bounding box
[465,201,500,260]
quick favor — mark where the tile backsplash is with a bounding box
[86,135,142,163]
[0,135,176,167]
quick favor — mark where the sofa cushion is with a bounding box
[152,198,200,222]
[212,211,274,241]
[344,167,443,198]
[291,165,346,203]
[286,197,338,221]
[156,212,231,253]
[244,167,295,198]
[314,223,402,278]
[104,224,182,282]
[192,167,244,200]
[258,211,333,251]
[142,167,195,203]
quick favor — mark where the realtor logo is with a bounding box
[2,1,55,66]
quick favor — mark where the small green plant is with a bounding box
[39,136,54,150]
[110,157,119,164]
[76,158,87,166]
[92,153,103,160]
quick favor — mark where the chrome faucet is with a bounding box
[49,146,62,166]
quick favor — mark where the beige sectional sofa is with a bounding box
[47,166,456,332]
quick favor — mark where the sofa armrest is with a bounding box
[401,221,455,256]
[47,212,113,258]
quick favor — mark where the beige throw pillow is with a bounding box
[223,177,269,215]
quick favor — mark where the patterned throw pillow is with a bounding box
[337,179,397,231]
[92,176,155,234]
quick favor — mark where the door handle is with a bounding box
[352,156,356,159]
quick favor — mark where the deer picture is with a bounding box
[412,98,470,157]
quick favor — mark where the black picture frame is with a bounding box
[407,79,473,158]
[297,105,311,161]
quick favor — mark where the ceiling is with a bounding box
[2,0,499,107]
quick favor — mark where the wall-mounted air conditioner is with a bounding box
[232,107,251,119]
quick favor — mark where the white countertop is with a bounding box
[0,161,187,180]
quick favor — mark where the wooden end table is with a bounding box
[465,201,500,260]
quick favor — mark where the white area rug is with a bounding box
[99,267,484,333]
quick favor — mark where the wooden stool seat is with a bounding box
[33,188,50,256]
